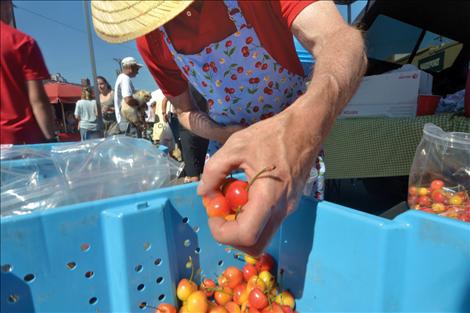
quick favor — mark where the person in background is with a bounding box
[113,56,142,137]
[0,0,56,144]
[161,94,182,154]
[96,75,119,136]
[179,85,209,183]
[65,111,78,133]
[93,0,366,255]
[74,86,103,141]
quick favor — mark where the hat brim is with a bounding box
[91,1,193,44]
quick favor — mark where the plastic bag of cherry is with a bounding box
[408,124,470,222]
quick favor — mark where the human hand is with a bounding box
[197,109,321,256]
[218,124,245,144]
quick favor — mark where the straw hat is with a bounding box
[91,1,193,43]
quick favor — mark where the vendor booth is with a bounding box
[44,82,82,141]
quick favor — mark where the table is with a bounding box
[323,113,470,179]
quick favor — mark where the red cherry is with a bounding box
[201,81,208,87]
[225,95,230,102]
[231,74,237,80]
[189,60,195,67]
[229,88,235,94]
[253,77,260,83]
[242,46,249,53]
[233,283,247,305]
[278,67,284,73]
[255,253,275,273]
[243,52,249,57]
[248,288,268,310]
[226,40,233,47]
[237,67,244,73]
[203,63,210,72]
[242,263,258,281]
[261,63,268,70]
[253,106,259,113]
[262,303,284,313]
[255,62,262,68]
[203,191,230,217]
[418,196,432,207]
[200,278,216,297]
[208,99,214,107]
[246,37,253,44]
[213,67,218,73]
[210,61,216,68]
[206,47,212,54]
[223,180,249,212]
[223,266,243,289]
[268,81,273,88]
[430,179,445,190]
[431,190,446,203]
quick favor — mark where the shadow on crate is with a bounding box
[1,272,35,313]
[277,197,318,298]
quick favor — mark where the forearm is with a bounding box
[305,27,367,118]
[169,89,234,143]
[27,80,56,140]
[31,99,56,139]
[289,1,367,142]
[177,110,231,143]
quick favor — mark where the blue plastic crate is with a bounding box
[1,178,469,313]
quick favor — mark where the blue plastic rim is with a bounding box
[1,145,469,312]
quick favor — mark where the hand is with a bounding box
[218,124,245,144]
[197,109,321,256]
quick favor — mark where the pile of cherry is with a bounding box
[154,253,297,313]
[408,179,470,222]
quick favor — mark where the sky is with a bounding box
[12,1,366,92]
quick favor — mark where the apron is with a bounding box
[159,0,325,199]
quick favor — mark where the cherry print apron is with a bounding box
[159,0,325,199]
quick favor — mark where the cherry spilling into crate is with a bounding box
[154,253,297,313]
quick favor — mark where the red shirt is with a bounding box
[136,0,315,97]
[1,22,50,144]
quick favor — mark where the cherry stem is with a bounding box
[188,256,194,282]
[247,165,276,192]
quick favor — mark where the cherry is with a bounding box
[223,180,249,213]
[155,303,177,313]
[203,191,231,217]
[255,253,275,273]
[223,266,244,288]
[248,288,268,310]
[223,166,276,214]
[242,263,258,282]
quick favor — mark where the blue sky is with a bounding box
[13,1,366,92]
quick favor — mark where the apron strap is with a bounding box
[223,0,245,31]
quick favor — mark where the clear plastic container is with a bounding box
[408,123,470,222]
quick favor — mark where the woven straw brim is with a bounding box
[91,1,193,43]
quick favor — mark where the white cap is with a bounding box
[121,57,143,68]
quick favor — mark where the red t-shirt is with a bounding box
[1,21,50,144]
[136,0,315,97]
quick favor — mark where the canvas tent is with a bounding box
[44,82,82,131]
